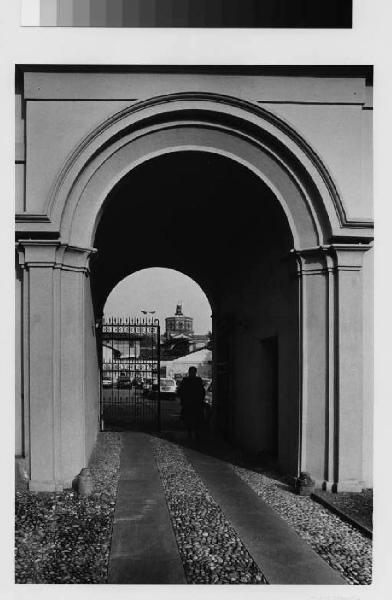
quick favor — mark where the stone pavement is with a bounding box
[108,432,186,583]
[108,431,346,585]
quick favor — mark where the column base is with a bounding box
[321,480,335,491]
[29,480,65,493]
[322,479,365,493]
[15,457,29,491]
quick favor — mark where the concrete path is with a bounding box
[108,432,346,585]
[184,446,346,585]
[108,432,186,584]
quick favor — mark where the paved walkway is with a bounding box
[108,433,186,583]
[108,432,346,585]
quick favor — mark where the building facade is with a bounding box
[162,348,212,380]
[165,303,194,338]
[15,66,373,492]
[162,303,210,358]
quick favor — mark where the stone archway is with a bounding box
[17,93,372,491]
[90,150,296,469]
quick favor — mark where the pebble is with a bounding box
[232,464,372,585]
[15,433,121,584]
[17,431,370,586]
[152,437,268,584]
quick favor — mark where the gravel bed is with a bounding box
[152,437,267,584]
[15,432,121,584]
[314,489,373,531]
[232,465,372,585]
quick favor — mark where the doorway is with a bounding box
[90,151,294,459]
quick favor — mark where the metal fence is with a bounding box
[99,317,161,431]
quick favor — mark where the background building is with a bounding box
[161,348,212,380]
[162,303,210,359]
[165,303,194,338]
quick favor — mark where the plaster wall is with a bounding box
[25,100,132,213]
[362,248,374,486]
[300,270,328,478]
[219,246,300,478]
[29,267,56,488]
[83,276,100,463]
[361,107,373,221]
[336,263,365,485]
[58,269,100,486]
[263,103,371,220]
[15,92,25,161]
[15,164,25,213]
[16,246,100,490]
[15,92,25,212]
[24,72,365,104]
[21,72,372,225]
[15,265,23,457]
[15,69,374,491]
[60,269,86,485]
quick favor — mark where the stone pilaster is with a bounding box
[330,245,369,491]
[293,244,371,492]
[293,248,329,486]
[16,241,96,492]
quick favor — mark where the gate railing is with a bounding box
[99,317,161,431]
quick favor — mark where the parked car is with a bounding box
[132,377,144,389]
[160,377,177,398]
[117,372,132,388]
[102,377,113,388]
[151,378,159,392]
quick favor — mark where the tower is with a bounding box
[165,303,194,338]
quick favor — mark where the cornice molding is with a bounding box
[16,240,96,273]
[292,243,372,255]
[291,243,372,275]
[16,213,51,223]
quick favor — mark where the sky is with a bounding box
[104,267,212,334]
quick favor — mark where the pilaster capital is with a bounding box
[291,243,372,276]
[328,243,372,272]
[290,246,330,277]
[16,240,97,274]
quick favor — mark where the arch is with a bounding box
[16,89,373,494]
[46,93,348,250]
[89,148,294,319]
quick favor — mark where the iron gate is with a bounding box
[100,317,161,430]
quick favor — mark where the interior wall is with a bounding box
[219,235,299,476]
[259,337,279,455]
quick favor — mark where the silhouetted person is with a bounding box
[178,367,205,441]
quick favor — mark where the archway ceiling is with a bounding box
[91,151,293,313]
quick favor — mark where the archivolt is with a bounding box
[48,92,346,249]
